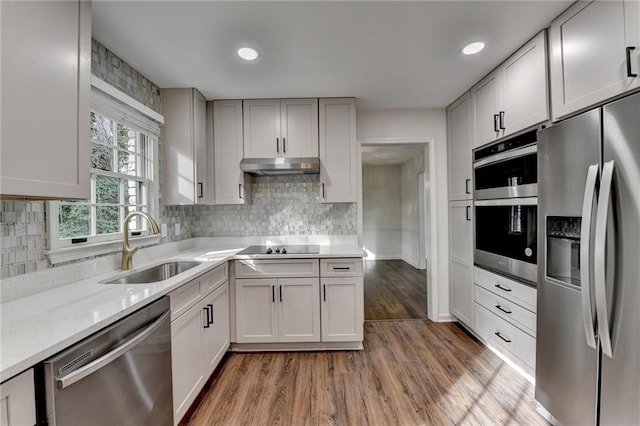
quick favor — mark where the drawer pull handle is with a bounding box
[495,331,511,343]
[333,267,351,271]
[495,304,512,315]
[494,284,512,292]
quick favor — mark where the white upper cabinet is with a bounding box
[447,92,473,201]
[280,99,319,158]
[471,31,549,148]
[550,0,640,120]
[162,88,211,205]
[210,100,251,205]
[319,98,357,203]
[243,99,318,159]
[471,71,503,148]
[1,0,91,199]
[502,31,549,134]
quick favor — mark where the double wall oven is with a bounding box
[473,130,538,285]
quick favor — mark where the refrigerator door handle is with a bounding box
[580,164,599,349]
[594,160,615,358]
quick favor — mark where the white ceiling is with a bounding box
[362,145,424,165]
[92,1,572,109]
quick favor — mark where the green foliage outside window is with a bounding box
[58,112,148,239]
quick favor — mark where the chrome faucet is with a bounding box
[121,212,161,270]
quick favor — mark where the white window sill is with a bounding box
[46,235,162,265]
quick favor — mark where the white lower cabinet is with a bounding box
[471,267,537,377]
[233,258,364,347]
[449,201,473,326]
[203,284,230,375]
[321,277,364,342]
[0,369,35,426]
[170,266,229,425]
[235,277,320,343]
[474,303,536,374]
[171,299,206,424]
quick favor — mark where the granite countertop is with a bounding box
[0,238,364,382]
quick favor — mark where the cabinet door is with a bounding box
[281,99,319,158]
[193,89,209,204]
[449,201,473,325]
[550,1,640,120]
[212,100,247,205]
[321,277,364,342]
[502,31,549,137]
[0,369,35,426]
[243,99,281,158]
[235,279,278,343]
[203,282,230,377]
[171,304,205,424]
[447,92,473,201]
[162,88,207,205]
[319,98,357,203]
[277,278,320,342]
[471,70,502,148]
[0,0,90,199]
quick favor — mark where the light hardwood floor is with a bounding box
[186,320,547,425]
[364,260,428,320]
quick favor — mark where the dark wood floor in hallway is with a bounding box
[364,259,428,320]
[186,320,547,426]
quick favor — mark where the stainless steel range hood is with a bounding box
[240,157,320,175]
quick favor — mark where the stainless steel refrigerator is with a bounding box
[536,91,640,425]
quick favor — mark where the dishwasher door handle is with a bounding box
[57,310,170,389]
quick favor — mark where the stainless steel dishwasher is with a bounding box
[42,297,173,425]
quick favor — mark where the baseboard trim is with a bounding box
[230,341,364,352]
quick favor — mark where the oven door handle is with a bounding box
[580,164,599,350]
[56,310,170,389]
[474,197,537,207]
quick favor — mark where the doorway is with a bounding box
[359,143,430,320]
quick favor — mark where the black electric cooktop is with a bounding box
[236,245,320,255]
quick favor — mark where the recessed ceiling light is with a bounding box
[238,47,259,61]
[462,42,485,55]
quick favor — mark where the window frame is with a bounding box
[46,79,162,265]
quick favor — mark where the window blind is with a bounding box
[90,83,162,137]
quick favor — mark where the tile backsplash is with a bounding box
[193,175,357,237]
[0,201,48,278]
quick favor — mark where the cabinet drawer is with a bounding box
[235,259,319,278]
[203,263,228,293]
[474,267,536,312]
[320,258,363,277]
[474,302,536,371]
[474,284,536,337]
[169,279,201,321]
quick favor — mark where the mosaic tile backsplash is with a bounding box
[91,39,162,113]
[193,175,357,237]
[0,201,48,278]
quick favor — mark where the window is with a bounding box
[57,111,153,242]
[48,79,162,260]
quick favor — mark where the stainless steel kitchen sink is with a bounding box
[101,261,202,284]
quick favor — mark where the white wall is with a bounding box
[362,165,402,259]
[401,152,424,268]
[357,107,450,322]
